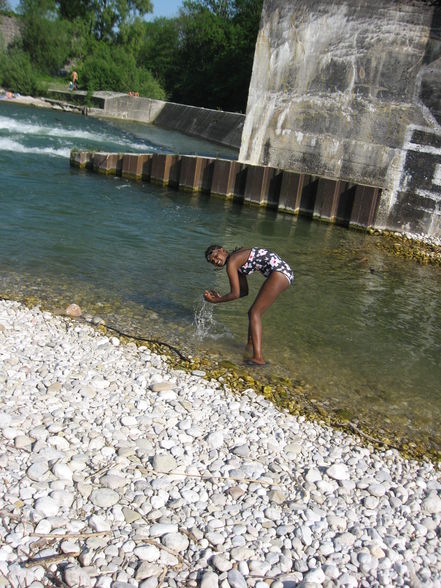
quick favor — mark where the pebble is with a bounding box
[150,523,178,537]
[100,474,127,489]
[162,532,189,551]
[135,562,162,580]
[53,463,73,481]
[34,496,59,517]
[152,454,177,473]
[64,564,92,587]
[326,463,350,480]
[212,554,232,572]
[201,571,219,587]
[151,382,172,392]
[227,569,248,588]
[422,493,441,514]
[207,432,224,449]
[90,489,120,508]
[27,462,49,481]
[134,545,160,562]
[0,300,440,588]
[65,303,82,317]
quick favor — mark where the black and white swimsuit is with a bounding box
[238,247,294,284]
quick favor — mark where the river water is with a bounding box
[1,101,440,457]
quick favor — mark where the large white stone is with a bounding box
[64,564,92,587]
[211,554,232,572]
[152,454,177,473]
[326,463,350,481]
[161,533,189,552]
[149,523,178,537]
[52,463,73,481]
[304,567,326,583]
[27,461,49,481]
[90,489,119,508]
[207,432,224,449]
[135,562,162,581]
[134,545,161,562]
[200,571,219,588]
[422,493,441,514]
[34,496,59,517]
[100,474,128,489]
[89,515,111,532]
[227,569,247,588]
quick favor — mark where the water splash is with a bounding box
[193,298,217,340]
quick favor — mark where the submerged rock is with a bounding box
[65,303,82,317]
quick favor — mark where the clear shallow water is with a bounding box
[1,102,441,456]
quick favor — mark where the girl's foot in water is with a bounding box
[244,358,269,367]
[243,342,253,360]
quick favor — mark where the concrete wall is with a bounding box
[239,0,441,238]
[102,95,245,150]
[0,14,21,50]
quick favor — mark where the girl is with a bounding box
[204,245,293,365]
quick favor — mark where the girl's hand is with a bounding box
[204,289,220,303]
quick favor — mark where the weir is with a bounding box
[70,150,380,229]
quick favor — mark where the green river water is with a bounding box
[1,101,440,458]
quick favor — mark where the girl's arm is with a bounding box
[204,251,249,304]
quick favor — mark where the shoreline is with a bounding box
[5,291,441,464]
[0,299,440,586]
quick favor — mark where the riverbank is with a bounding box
[0,88,91,114]
[0,299,440,587]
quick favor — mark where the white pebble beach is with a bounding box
[0,299,440,587]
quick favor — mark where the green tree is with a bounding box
[136,17,181,91]
[79,41,165,98]
[167,0,262,112]
[0,47,40,94]
[17,0,73,73]
[57,0,153,41]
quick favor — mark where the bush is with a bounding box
[0,48,40,94]
[79,42,166,99]
[21,14,72,75]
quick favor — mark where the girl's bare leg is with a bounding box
[247,272,290,364]
[244,327,253,358]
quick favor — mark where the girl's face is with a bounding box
[208,247,228,268]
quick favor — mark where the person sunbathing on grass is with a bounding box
[204,245,293,366]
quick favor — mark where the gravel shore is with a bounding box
[0,299,440,587]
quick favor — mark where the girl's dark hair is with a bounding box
[205,244,222,262]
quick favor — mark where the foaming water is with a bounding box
[1,101,440,456]
[0,106,161,156]
[0,103,238,158]
[0,136,71,157]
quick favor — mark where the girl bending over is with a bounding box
[204,246,293,366]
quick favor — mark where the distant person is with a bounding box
[204,245,293,366]
[71,71,78,91]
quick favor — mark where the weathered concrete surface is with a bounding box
[240,0,441,238]
[102,96,244,150]
[0,14,21,50]
[101,94,165,122]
